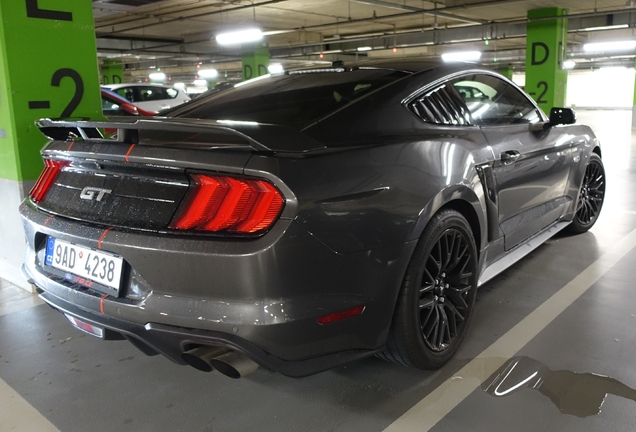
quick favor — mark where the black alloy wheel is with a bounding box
[380,209,478,369]
[418,228,475,353]
[567,153,605,234]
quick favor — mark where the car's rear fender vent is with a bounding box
[409,85,472,126]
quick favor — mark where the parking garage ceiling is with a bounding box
[92,0,636,82]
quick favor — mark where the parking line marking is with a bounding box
[0,295,44,317]
[0,378,61,432]
[383,227,636,432]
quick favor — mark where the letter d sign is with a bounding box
[531,42,549,66]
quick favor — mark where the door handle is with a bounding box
[501,150,520,165]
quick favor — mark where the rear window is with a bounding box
[139,87,168,101]
[166,69,408,127]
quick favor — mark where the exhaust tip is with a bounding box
[209,352,259,379]
[181,346,230,372]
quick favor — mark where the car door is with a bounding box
[451,74,574,250]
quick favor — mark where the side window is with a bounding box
[451,75,542,126]
[139,87,168,101]
[408,83,472,126]
[166,88,178,98]
[115,87,137,103]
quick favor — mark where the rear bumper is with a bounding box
[36,289,382,377]
[20,201,416,376]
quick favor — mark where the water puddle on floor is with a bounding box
[482,356,636,417]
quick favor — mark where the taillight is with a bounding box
[170,174,285,234]
[30,159,69,203]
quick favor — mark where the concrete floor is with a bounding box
[1,109,636,432]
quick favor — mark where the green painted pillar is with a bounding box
[498,66,514,81]
[241,49,270,81]
[0,1,104,290]
[525,7,568,112]
[101,59,124,85]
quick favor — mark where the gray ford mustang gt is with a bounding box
[20,60,605,378]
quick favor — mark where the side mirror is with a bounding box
[549,107,576,126]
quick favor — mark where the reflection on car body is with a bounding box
[21,60,605,378]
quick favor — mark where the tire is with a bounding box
[566,153,605,234]
[379,209,478,369]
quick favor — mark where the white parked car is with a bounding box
[102,84,191,112]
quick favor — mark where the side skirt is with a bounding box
[478,221,570,287]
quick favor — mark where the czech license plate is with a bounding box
[45,237,123,291]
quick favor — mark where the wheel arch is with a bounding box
[381,189,483,369]
[438,200,482,256]
[412,185,488,255]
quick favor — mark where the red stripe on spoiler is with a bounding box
[125,144,135,162]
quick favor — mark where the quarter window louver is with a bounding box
[409,85,472,126]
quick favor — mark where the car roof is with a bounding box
[286,59,493,78]
[347,59,445,73]
[102,83,178,90]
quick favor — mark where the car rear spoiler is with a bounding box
[35,117,326,153]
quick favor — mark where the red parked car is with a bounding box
[101,88,157,118]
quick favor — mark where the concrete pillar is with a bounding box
[242,49,270,81]
[525,7,568,112]
[101,59,124,85]
[0,1,104,290]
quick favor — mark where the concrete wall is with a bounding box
[566,68,635,109]
[513,68,636,109]
[0,179,34,292]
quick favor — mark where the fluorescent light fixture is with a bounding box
[563,60,576,69]
[193,79,208,87]
[268,63,284,74]
[198,69,218,79]
[583,24,629,32]
[148,72,166,81]
[441,51,482,62]
[583,40,636,52]
[216,28,263,45]
[174,82,186,89]
[357,46,372,51]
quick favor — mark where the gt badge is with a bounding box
[80,187,112,202]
